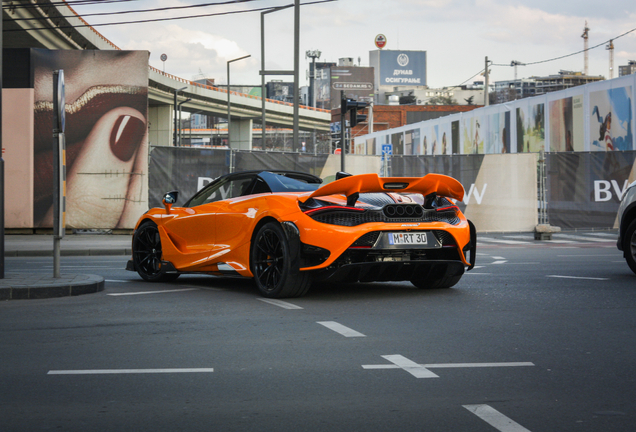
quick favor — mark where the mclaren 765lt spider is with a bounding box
[126,170,476,298]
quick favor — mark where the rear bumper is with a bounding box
[312,260,465,284]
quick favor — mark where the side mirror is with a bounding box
[336,171,352,180]
[162,191,179,214]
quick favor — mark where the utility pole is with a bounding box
[484,56,490,106]
[607,39,614,79]
[291,0,300,151]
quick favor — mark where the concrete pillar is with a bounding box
[148,105,173,146]
[230,118,253,150]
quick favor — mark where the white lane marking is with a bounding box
[503,235,534,240]
[491,260,508,265]
[107,288,198,296]
[553,234,612,243]
[463,404,532,432]
[556,254,618,258]
[48,368,214,375]
[317,321,365,338]
[478,237,530,245]
[546,275,609,281]
[257,298,303,309]
[44,266,122,269]
[587,232,618,238]
[380,355,439,378]
[361,356,534,379]
[492,256,506,260]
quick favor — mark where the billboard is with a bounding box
[370,50,427,87]
[315,66,374,110]
[31,49,149,229]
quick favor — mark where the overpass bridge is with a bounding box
[3,0,331,148]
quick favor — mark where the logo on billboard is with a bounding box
[332,82,374,91]
[397,53,409,67]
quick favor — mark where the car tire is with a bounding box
[133,221,179,282]
[624,219,636,275]
[411,269,462,289]
[251,222,311,298]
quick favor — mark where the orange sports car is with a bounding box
[126,170,476,298]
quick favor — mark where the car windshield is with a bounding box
[259,171,321,193]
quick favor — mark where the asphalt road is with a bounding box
[2,234,635,431]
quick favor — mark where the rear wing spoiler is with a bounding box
[302,173,465,204]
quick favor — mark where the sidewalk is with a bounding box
[0,234,132,301]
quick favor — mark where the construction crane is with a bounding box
[607,39,614,79]
[582,21,590,75]
[510,60,525,99]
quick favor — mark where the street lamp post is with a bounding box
[227,54,251,151]
[306,50,321,108]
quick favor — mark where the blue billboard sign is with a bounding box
[370,50,427,87]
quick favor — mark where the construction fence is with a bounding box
[148,147,636,232]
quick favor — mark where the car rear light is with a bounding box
[303,206,366,216]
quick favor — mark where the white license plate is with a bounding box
[388,232,428,245]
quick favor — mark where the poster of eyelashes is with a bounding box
[32,49,149,229]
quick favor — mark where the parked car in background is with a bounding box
[617,180,636,274]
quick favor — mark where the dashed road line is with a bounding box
[257,298,303,309]
[463,404,532,432]
[546,275,609,281]
[317,321,365,337]
[552,234,613,243]
[107,288,199,296]
[48,368,214,375]
[479,237,530,245]
[362,355,534,379]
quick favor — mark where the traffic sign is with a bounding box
[382,144,392,155]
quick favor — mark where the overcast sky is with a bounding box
[72,0,636,89]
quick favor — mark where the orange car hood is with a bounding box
[302,173,465,202]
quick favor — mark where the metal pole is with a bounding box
[173,86,186,146]
[292,0,300,151]
[0,14,4,279]
[52,70,66,279]
[261,11,266,150]
[227,62,231,150]
[340,90,345,172]
[484,56,489,107]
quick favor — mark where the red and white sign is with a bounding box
[334,148,342,155]
[375,34,387,49]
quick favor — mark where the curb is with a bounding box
[0,273,105,301]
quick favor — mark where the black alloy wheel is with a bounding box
[251,222,311,298]
[133,221,179,282]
